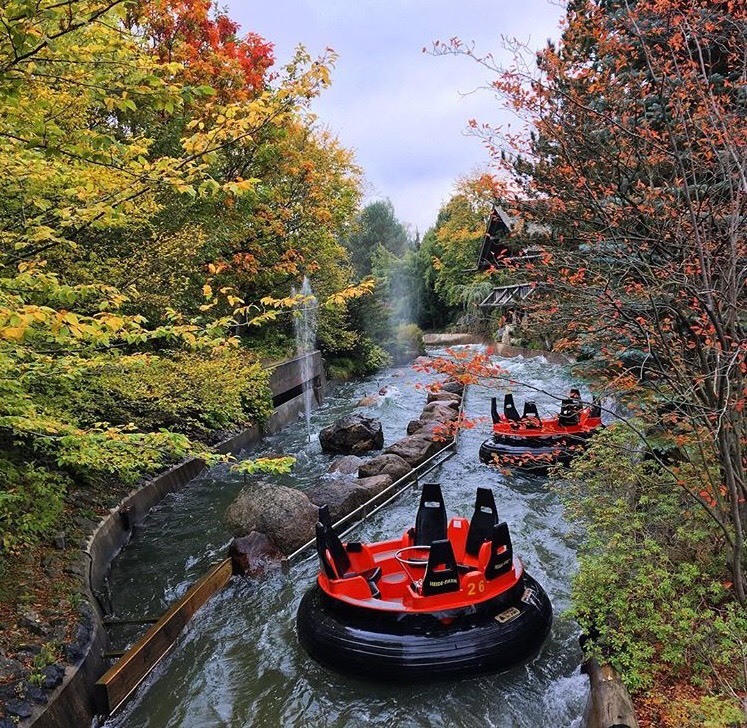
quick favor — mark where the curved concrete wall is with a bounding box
[30,351,325,728]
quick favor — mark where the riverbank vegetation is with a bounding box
[430,0,746,723]
[0,1,414,711]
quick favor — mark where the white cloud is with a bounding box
[227,1,563,232]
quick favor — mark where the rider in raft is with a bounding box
[480,388,603,472]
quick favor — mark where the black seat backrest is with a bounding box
[414,482,448,546]
[558,398,580,426]
[316,505,350,578]
[590,396,602,418]
[466,487,499,556]
[523,400,539,418]
[318,503,333,529]
[421,539,460,596]
[503,393,521,422]
[485,522,514,580]
[490,397,501,424]
[315,522,337,579]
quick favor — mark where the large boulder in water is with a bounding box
[229,531,283,577]
[307,474,392,522]
[225,482,317,554]
[385,435,445,467]
[406,420,453,441]
[442,380,465,395]
[419,402,459,423]
[426,390,461,406]
[327,455,363,477]
[306,481,370,522]
[355,474,394,499]
[319,415,384,455]
[358,453,413,482]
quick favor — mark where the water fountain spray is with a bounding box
[292,276,318,442]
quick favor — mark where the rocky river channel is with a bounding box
[99,349,589,728]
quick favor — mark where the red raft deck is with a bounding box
[479,393,603,473]
[296,483,552,681]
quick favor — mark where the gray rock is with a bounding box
[327,455,363,477]
[229,532,283,578]
[406,420,447,437]
[52,532,67,550]
[418,402,459,423]
[225,482,317,554]
[385,435,445,467]
[442,380,465,395]
[355,475,393,499]
[24,684,47,704]
[426,390,461,405]
[41,664,65,690]
[319,415,384,455]
[64,642,85,664]
[422,399,460,414]
[358,454,413,482]
[306,482,373,523]
[5,699,33,718]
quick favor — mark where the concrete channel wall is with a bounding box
[30,351,325,728]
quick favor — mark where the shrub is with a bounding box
[557,423,746,703]
[0,460,68,554]
[66,349,273,439]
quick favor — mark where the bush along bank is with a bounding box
[555,423,747,728]
[0,348,273,725]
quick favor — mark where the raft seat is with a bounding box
[414,482,448,545]
[421,539,460,596]
[315,507,383,597]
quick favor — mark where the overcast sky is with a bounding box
[226,1,563,235]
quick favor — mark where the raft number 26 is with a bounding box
[467,579,486,596]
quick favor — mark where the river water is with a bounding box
[101,350,589,728]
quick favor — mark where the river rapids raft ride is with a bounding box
[297,483,552,681]
[479,392,603,474]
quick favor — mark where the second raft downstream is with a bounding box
[102,350,588,728]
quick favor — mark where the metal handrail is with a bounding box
[282,392,466,569]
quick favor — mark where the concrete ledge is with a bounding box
[423,333,492,347]
[29,352,325,728]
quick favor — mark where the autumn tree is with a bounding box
[0,1,365,552]
[133,0,274,101]
[433,0,747,714]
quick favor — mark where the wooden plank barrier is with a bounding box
[95,558,233,716]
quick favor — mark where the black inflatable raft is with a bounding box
[297,484,552,681]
